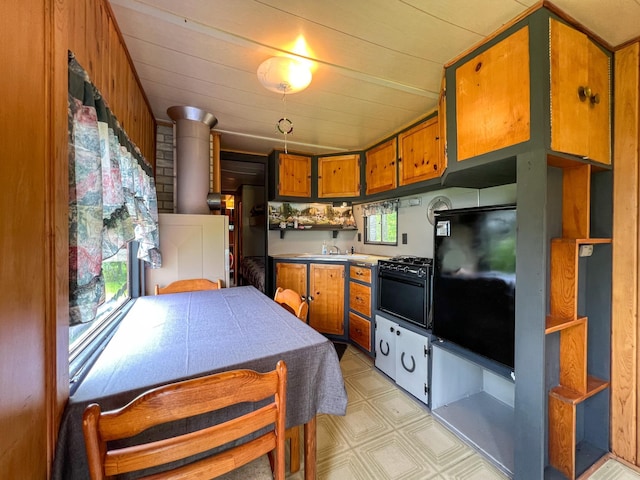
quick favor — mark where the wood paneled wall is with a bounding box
[0,1,50,477]
[612,41,640,464]
[68,0,155,163]
[0,0,155,478]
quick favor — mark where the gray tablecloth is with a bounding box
[52,286,347,479]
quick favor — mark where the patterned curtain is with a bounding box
[361,199,399,217]
[68,52,161,325]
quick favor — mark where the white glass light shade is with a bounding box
[257,56,312,94]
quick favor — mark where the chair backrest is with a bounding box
[82,361,287,480]
[155,278,223,295]
[274,287,308,321]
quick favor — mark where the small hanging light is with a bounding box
[257,54,312,153]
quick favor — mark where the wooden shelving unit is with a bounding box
[546,161,610,479]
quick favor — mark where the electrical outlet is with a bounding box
[357,232,361,242]
[402,233,408,244]
[579,244,593,257]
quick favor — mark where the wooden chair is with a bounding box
[273,287,307,473]
[82,361,287,480]
[274,287,308,322]
[155,278,223,295]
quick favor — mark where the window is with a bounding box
[68,242,141,390]
[363,200,398,245]
[69,246,128,345]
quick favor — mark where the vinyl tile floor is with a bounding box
[284,345,640,480]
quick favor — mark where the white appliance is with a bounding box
[375,314,431,405]
[145,213,230,295]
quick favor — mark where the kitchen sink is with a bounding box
[294,254,371,261]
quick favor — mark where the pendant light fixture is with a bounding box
[257,55,311,153]
[257,55,312,94]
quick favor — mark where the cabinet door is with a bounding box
[586,33,611,164]
[308,263,344,335]
[456,26,530,161]
[395,327,429,404]
[550,19,589,159]
[398,117,440,186]
[550,19,610,164]
[365,138,397,195]
[375,315,397,379]
[275,262,307,298]
[278,153,311,198]
[318,154,360,198]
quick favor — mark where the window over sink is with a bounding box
[363,199,398,245]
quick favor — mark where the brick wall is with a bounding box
[155,124,174,213]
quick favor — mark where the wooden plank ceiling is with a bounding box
[109,0,640,156]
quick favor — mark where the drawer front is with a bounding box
[349,312,371,352]
[349,265,371,283]
[349,282,371,317]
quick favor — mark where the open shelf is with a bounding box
[270,226,357,239]
[549,376,609,405]
[546,157,612,479]
[551,238,611,246]
[433,391,514,477]
[431,343,514,476]
[545,315,587,334]
[545,442,608,479]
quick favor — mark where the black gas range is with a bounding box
[377,256,433,329]
[378,256,433,279]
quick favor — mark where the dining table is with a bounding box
[52,285,348,479]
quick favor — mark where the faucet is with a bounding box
[328,245,340,255]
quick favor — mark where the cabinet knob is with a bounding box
[590,93,600,105]
[578,86,592,102]
[301,295,307,301]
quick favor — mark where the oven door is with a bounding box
[377,270,429,328]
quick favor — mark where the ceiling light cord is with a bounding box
[277,87,294,154]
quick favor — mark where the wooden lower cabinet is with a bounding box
[309,263,345,335]
[274,262,307,297]
[349,281,371,317]
[348,264,374,354]
[349,312,371,351]
[275,261,345,336]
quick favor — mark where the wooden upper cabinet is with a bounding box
[365,138,397,195]
[456,26,531,161]
[278,153,311,198]
[438,74,448,171]
[550,19,611,164]
[398,117,440,186]
[317,154,361,198]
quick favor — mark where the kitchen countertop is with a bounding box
[271,253,390,265]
